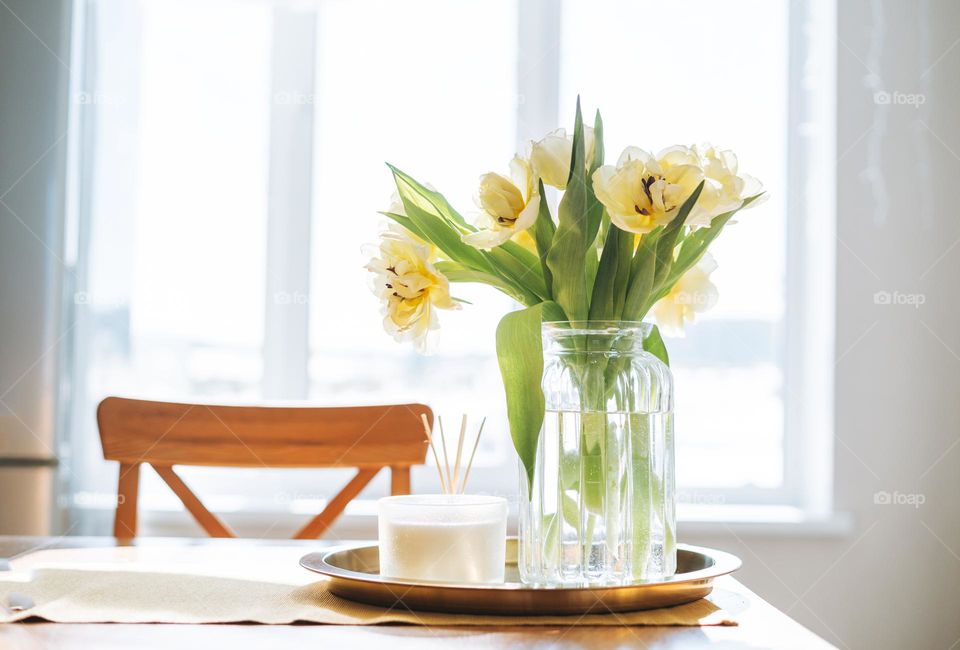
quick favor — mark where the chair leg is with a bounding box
[152,464,236,538]
[114,462,140,538]
[390,465,411,495]
[294,467,380,539]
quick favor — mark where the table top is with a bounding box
[0,536,834,649]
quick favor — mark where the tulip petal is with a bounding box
[462,227,514,250]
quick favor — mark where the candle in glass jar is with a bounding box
[378,494,507,584]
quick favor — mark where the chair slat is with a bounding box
[98,397,431,539]
[97,398,430,467]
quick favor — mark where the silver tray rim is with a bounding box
[300,540,741,592]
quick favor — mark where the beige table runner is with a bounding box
[0,546,735,626]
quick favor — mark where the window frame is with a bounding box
[782,0,837,516]
[62,0,838,532]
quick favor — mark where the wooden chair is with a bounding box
[97,396,431,539]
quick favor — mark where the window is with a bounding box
[62,0,835,535]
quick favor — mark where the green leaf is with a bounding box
[379,211,426,240]
[546,99,591,321]
[584,111,605,245]
[589,221,624,320]
[533,179,555,298]
[582,110,606,300]
[500,238,544,269]
[387,163,473,232]
[621,230,659,321]
[584,240,600,300]
[496,301,566,490]
[648,192,766,310]
[485,246,549,302]
[399,199,492,273]
[642,324,670,366]
[611,225,634,318]
[435,261,539,306]
[653,180,704,288]
[590,109,605,174]
[672,193,764,274]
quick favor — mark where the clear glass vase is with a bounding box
[518,321,675,586]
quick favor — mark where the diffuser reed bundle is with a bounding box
[419,414,485,495]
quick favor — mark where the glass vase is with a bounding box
[518,321,675,586]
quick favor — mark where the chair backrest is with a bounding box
[97,396,431,539]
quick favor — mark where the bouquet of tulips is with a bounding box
[366,99,764,486]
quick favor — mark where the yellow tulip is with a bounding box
[691,143,764,223]
[462,155,541,250]
[593,144,763,234]
[592,147,703,234]
[365,227,458,353]
[529,127,596,189]
[652,253,719,336]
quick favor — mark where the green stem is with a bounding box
[630,413,654,575]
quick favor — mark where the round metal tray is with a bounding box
[300,539,740,615]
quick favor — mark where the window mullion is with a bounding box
[262,6,318,400]
[516,0,562,147]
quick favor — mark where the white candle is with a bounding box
[378,494,507,584]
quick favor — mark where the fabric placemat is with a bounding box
[0,546,735,626]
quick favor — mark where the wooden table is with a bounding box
[0,536,834,649]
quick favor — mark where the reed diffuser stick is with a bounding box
[451,414,468,493]
[421,414,487,494]
[459,417,486,494]
[437,416,453,493]
[420,413,448,494]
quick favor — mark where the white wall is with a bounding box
[687,2,960,648]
